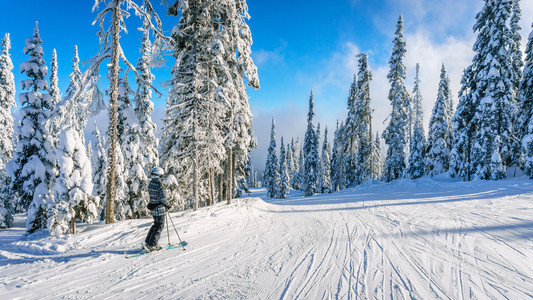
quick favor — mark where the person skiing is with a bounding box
[143,167,171,252]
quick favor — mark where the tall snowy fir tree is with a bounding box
[343,75,358,187]
[315,123,322,191]
[370,131,383,180]
[521,23,533,177]
[91,124,107,216]
[320,127,332,193]
[278,137,290,199]
[302,90,319,196]
[134,15,159,178]
[451,0,517,180]
[331,120,345,191]
[50,129,97,235]
[407,64,426,179]
[289,138,300,189]
[383,15,410,182]
[427,64,452,176]
[163,0,259,208]
[0,33,16,228]
[510,0,523,101]
[354,53,373,185]
[6,23,57,233]
[263,117,279,198]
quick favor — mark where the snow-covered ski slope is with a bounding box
[1,176,532,299]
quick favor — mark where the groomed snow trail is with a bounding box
[0,177,532,299]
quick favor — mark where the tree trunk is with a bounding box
[227,147,233,204]
[209,169,215,206]
[70,218,76,235]
[105,1,121,224]
[218,173,223,203]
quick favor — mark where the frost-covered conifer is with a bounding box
[302,91,319,196]
[320,127,332,193]
[50,129,97,235]
[331,121,345,191]
[452,0,516,180]
[354,53,373,184]
[263,117,279,198]
[289,138,300,189]
[6,24,57,234]
[278,137,290,199]
[0,33,16,228]
[427,65,452,175]
[134,16,159,178]
[91,123,107,217]
[407,64,426,179]
[383,15,410,182]
[343,75,358,187]
[370,131,383,180]
[117,77,148,219]
[49,49,61,114]
[315,123,322,191]
[520,23,533,177]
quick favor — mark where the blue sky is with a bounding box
[1,0,532,172]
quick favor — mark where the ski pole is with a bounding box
[167,213,185,250]
[165,213,171,245]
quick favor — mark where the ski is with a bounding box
[126,241,188,258]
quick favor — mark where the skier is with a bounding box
[143,167,171,252]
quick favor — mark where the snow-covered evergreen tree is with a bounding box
[301,90,319,196]
[117,77,149,219]
[50,129,97,235]
[452,0,516,180]
[510,0,523,97]
[320,127,332,193]
[370,131,383,180]
[315,123,322,192]
[263,116,279,198]
[48,49,61,115]
[331,120,345,191]
[520,23,533,177]
[343,75,358,187]
[6,23,58,234]
[92,126,107,220]
[354,53,373,184]
[383,15,410,182]
[407,64,426,179]
[134,15,159,178]
[278,137,290,199]
[289,138,300,189]
[0,33,16,228]
[427,64,452,176]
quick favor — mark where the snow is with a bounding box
[0,176,532,298]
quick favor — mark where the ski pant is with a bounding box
[145,215,165,247]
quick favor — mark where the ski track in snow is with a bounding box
[0,177,532,299]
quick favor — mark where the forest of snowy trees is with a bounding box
[0,0,259,233]
[263,0,533,199]
[0,0,532,236]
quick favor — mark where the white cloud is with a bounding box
[252,40,287,67]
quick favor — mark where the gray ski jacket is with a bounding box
[148,177,170,217]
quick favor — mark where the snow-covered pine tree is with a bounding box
[407,64,426,179]
[134,15,159,180]
[6,23,57,233]
[289,138,300,189]
[354,53,373,184]
[298,146,304,189]
[520,23,533,177]
[451,0,517,180]
[472,0,515,180]
[320,127,332,193]
[370,131,383,180]
[50,129,97,235]
[278,137,290,199]
[510,0,523,100]
[427,64,452,176]
[301,90,319,196]
[343,75,358,187]
[49,49,61,115]
[0,33,16,228]
[263,116,279,198]
[315,123,322,192]
[331,120,345,191]
[116,76,149,219]
[383,15,410,182]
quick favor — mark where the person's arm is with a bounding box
[159,183,171,209]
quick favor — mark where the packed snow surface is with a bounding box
[1,176,532,299]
